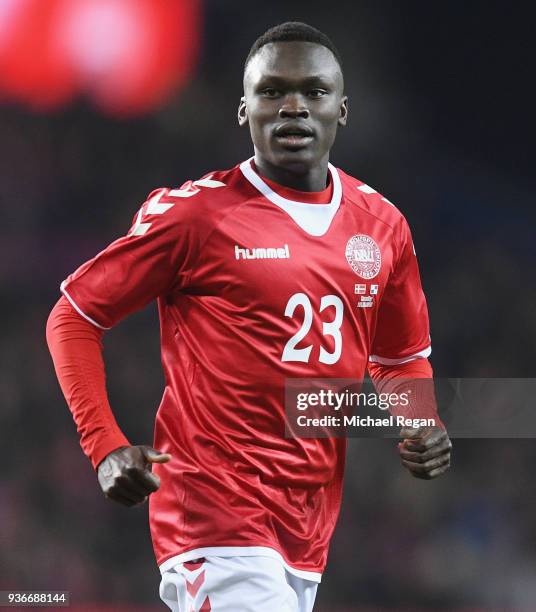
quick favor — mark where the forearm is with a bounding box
[368,358,444,427]
[46,296,130,468]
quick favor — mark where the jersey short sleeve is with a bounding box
[369,216,431,365]
[61,187,199,329]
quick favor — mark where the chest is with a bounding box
[188,199,396,321]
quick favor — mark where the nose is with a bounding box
[278,94,309,119]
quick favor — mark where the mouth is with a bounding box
[274,123,314,149]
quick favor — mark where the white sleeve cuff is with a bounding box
[369,345,431,365]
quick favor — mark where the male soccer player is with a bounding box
[47,22,451,612]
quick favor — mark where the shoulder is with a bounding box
[152,165,242,214]
[132,165,245,236]
[336,167,408,232]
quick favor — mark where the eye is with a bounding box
[261,88,280,98]
[308,89,327,99]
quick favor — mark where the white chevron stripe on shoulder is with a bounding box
[129,191,175,237]
[131,223,151,236]
[168,175,226,197]
[167,188,195,197]
[129,208,151,236]
[193,177,226,188]
[146,197,174,215]
[357,183,398,209]
[357,183,376,194]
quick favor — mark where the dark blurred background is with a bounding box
[1,0,535,610]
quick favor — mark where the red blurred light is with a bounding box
[0,0,78,109]
[0,0,201,116]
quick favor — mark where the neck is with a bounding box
[253,153,330,192]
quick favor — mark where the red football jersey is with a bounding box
[61,158,431,581]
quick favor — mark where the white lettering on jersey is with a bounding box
[235,244,290,260]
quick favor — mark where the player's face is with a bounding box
[239,41,347,175]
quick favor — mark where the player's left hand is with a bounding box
[398,425,452,480]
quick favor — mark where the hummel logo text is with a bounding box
[235,244,290,260]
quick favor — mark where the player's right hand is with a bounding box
[97,445,171,507]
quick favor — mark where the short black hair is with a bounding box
[245,21,343,73]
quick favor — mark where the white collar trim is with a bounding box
[239,156,342,237]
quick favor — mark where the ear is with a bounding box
[338,96,348,127]
[238,96,248,127]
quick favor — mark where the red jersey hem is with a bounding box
[156,543,324,582]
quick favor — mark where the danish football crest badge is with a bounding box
[345,234,381,279]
